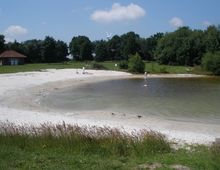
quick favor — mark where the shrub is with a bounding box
[128,53,145,73]
[90,62,107,70]
[202,52,220,75]
[119,60,128,69]
[160,67,168,73]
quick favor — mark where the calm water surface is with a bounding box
[41,77,220,124]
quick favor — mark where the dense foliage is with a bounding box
[0,35,5,54]
[69,36,93,61]
[128,53,145,73]
[139,33,164,61]
[202,51,220,75]
[94,40,109,61]
[155,27,206,66]
[1,25,220,74]
[119,60,128,69]
[1,37,68,63]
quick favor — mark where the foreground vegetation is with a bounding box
[0,122,220,170]
[0,61,208,75]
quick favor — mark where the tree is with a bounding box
[120,32,140,60]
[23,38,68,63]
[155,27,206,66]
[0,35,5,53]
[42,36,57,63]
[80,41,93,60]
[55,40,68,62]
[202,51,220,75]
[23,39,43,63]
[69,36,92,61]
[6,40,25,54]
[155,32,177,65]
[205,25,220,52]
[140,33,164,61]
[188,30,206,65]
[94,40,108,62]
[107,35,122,60]
[128,53,145,73]
[139,38,150,60]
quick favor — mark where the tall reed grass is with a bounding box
[1,121,220,169]
[0,121,171,157]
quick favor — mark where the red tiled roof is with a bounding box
[0,50,27,58]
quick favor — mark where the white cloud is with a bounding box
[4,37,14,43]
[203,21,211,27]
[4,25,28,37]
[169,17,184,28]
[91,3,146,23]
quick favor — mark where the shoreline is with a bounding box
[0,69,219,145]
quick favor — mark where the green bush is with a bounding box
[160,67,169,73]
[128,53,145,73]
[90,62,107,70]
[119,60,128,69]
[202,52,220,75]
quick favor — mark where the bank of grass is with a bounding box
[0,62,85,74]
[0,122,220,170]
[0,61,209,75]
[144,62,209,75]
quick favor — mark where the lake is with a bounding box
[41,77,220,124]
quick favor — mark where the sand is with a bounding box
[0,69,219,145]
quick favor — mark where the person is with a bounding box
[144,72,147,80]
[144,72,148,87]
[82,67,85,74]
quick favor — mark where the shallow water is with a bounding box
[41,77,220,124]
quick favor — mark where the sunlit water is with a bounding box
[41,77,220,124]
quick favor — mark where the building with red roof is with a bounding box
[0,50,27,65]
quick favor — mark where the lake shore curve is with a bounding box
[0,69,219,145]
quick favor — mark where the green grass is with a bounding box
[0,122,220,170]
[0,62,85,74]
[0,61,121,74]
[144,62,210,74]
[0,61,210,75]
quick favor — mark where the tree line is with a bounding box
[0,36,68,63]
[0,25,220,67]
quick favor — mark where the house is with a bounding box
[0,50,27,65]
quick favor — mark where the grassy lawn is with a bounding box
[1,143,219,170]
[0,123,219,170]
[0,61,209,74]
[0,61,120,74]
[0,62,85,74]
[144,62,209,74]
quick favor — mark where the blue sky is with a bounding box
[0,0,219,43]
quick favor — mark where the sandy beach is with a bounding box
[0,69,220,145]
